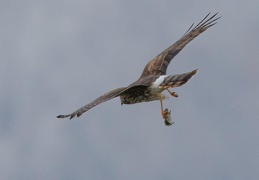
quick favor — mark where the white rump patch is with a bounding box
[150,75,168,92]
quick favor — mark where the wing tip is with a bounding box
[192,69,198,75]
[56,113,76,119]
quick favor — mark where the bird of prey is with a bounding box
[57,13,220,126]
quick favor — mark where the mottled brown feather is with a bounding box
[57,87,127,119]
[140,13,220,78]
[57,13,220,120]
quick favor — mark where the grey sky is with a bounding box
[1,0,258,180]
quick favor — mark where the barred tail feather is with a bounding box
[160,69,198,88]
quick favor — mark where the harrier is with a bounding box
[57,13,220,126]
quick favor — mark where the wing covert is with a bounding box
[140,13,220,78]
[57,87,127,119]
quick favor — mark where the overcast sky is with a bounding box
[1,1,259,180]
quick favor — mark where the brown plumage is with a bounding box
[57,13,220,124]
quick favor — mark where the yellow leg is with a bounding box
[160,99,167,119]
[160,99,164,112]
[166,89,178,97]
[160,98,174,126]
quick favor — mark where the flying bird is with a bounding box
[57,13,220,126]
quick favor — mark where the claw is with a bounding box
[170,92,178,97]
[161,108,174,126]
[160,99,174,126]
[166,89,178,97]
[161,109,168,119]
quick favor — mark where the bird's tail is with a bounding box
[160,69,198,88]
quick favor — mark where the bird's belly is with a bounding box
[120,93,161,104]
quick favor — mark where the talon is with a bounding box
[160,100,174,126]
[170,92,178,97]
[162,108,174,126]
[166,89,178,97]
[161,109,168,119]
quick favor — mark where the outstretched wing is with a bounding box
[57,87,127,119]
[140,13,220,78]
